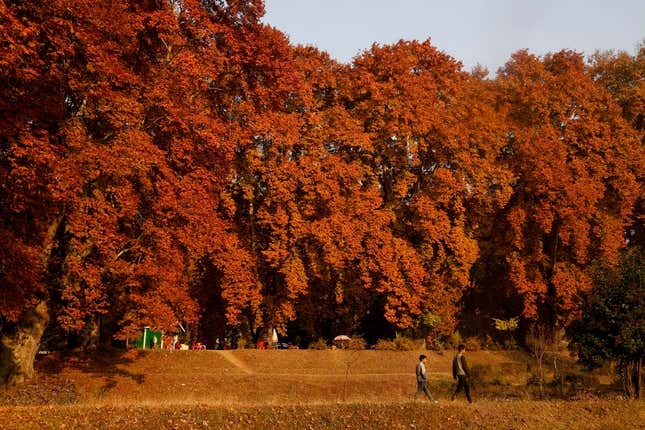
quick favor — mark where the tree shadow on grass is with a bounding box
[28,347,146,402]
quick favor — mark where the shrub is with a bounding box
[446,331,462,349]
[373,339,397,350]
[469,363,496,386]
[463,336,481,351]
[426,337,444,351]
[373,336,417,351]
[308,338,328,350]
[503,339,519,350]
[348,337,367,350]
[526,372,542,387]
[481,335,505,351]
[498,361,526,378]
[564,371,599,388]
[394,336,416,351]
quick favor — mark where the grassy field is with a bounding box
[1,349,642,429]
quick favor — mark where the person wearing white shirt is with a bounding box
[415,354,438,402]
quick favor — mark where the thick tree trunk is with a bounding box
[0,299,50,387]
[621,358,644,399]
[0,215,62,386]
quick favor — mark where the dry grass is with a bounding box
[0,349,640,429]
[1,401,643,429]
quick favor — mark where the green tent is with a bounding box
[131,326,163,349]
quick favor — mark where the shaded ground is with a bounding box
[0,373,79,406]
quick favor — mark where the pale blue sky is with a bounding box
[262,0,644,73]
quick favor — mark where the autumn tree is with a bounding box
[0,0,265,384]
[1,0,86,386]
[487,50,642,331]
[589,44,645,249]
[218,41,436,344]
[283,47,429,340]
[342,40,512,334]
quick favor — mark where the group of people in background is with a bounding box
[415,344,472,403]
[150,334,204,350]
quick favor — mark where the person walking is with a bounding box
[452,344,472,403]
[415,354,438,403]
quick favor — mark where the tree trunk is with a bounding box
[0,215,62,386]
[638,357,643,400]
[0,299,50,387]
[622,360,632,398]
[621,358,644,399]
[79,315,101,352]
[630,357,643,400]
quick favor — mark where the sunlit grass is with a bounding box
[1,349,641,429]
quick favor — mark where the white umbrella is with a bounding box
[333,335,351,341]
[271,328,279,343]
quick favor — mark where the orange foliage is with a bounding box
[1,2,642,354]
[491,50,642,324]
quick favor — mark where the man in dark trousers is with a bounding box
[415,354,438,402]
[452,344,472,402]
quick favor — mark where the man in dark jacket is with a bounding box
[415,354,438,402]
[451,344,472,402]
